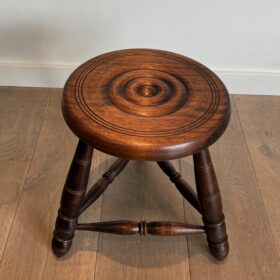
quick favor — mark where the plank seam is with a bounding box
[233,95,280,262]
[93,153,109,279]
[0,89,52,267]
[179,158,192,280]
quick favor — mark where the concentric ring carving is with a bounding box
[107,69,188,117]
[73,51,220,137]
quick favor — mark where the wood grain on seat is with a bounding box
[62,49,230,160]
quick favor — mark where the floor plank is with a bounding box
[0,87,51,261]
[180,97,280,279]
[0,161,29,258]
[0,88,279,279]
[94,159,190,280]
[0,87,50,135]
[0,90,107,279]
[234,95,280,257]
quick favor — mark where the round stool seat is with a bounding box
[62,49,230,160]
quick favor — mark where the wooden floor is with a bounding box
[0,87,279,279]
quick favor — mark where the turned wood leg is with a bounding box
[52,140,93,257]
[193,148,229,261]
[80,158,129,213]
[157,161,201,213]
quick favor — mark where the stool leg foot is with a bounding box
[52,236,72,258]
[193,148,229,261]
[52,140,93,257]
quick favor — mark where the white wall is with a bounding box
[0,0,279,94]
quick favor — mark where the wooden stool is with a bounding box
[52,49,231,261]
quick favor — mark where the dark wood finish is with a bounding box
[193,148,229,261]
[157,161,201,212]
[52,140,93,257]
[51,49,231,263]
[77,221,205,235]
[62,49,230,160]
[80,158,129,213]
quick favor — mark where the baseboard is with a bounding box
[0,62,279,95]
[215,69,280,95]
[0,62,74,89]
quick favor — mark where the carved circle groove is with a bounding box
[73,51,220,137]
[107,69,188,117]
